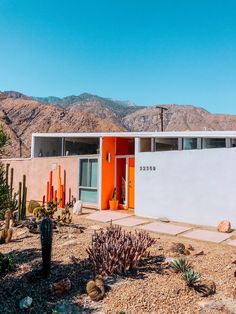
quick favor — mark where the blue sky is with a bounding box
[0,0,235,113]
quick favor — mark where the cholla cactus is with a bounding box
[182,268,200,287]
[87,222,155,276]
[170,258,191,273]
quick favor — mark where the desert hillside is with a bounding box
[1,91,236,158]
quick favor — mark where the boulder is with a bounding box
[170,242,185,255]
[50,278,71,295]
[19,296,32,309]
[159,217,170,223]
[217,220,232,233]
[73,201,83,215]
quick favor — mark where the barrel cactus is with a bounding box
[40,216,53,277]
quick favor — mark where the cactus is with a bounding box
[5,163,9,186]
[0,210,13,244]
[10,168,13,199]
[86,275,105,301]
[87,222,155,276]
[18,175,27,221]
[40,216,53,277]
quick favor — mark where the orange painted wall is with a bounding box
[101,137,116,209]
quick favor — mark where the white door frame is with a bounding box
[115,155,134,207]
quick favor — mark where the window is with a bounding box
[140,138,152,152]
[183,138,198,150]
[79,159,98,204]
[202,138,226,149]
[65,137,99,156]
[155,138,178,151]
[231,139,236,147]
[34,137,62,157]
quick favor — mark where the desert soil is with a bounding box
[1,211,236,314]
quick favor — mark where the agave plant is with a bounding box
[170,258,191,273]
[182,268,201,287]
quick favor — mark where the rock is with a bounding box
[50,278,71,295]
[170,242,185,254]
[19,296,32,309]
[197,300,224,310]
[90,225,103,230]
[217,220,232,233]
[192,250,204,256]
[224,264,232,270]
[183,249,191,255]
[186,244,194,251]
[159,217,170,223]
[231,235,236,240]
[73,201,83,215]
[61,239,77,247]
[164,257,175,264]
[232,288,236,299]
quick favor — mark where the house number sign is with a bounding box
[139,166,156,171]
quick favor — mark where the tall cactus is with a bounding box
[21,175,27,219]
[40,217,53,277]
[10,168,13,199]
[18,175,27,221]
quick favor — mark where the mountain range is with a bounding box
[1,90,236,158]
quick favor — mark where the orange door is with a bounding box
[128,157,135,208]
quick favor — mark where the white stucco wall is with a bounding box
[135,147,236,227]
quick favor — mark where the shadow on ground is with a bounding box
[0,248,96,314]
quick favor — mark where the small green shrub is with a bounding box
[28,200,41,214]
[0,252,14,275]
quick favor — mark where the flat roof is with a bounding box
[32,131,236,138]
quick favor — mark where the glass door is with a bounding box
[79,158,98,204]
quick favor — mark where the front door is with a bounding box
[128,157,135,208]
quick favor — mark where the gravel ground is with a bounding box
[1,212,236,314]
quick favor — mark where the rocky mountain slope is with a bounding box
[1,91,236,158]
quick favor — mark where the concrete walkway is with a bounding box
[85,210,235,245]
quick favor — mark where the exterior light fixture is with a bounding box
[106,152,111,163]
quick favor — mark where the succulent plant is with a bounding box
[87,222,155,276]
[170,258,191,273]
[34,201,57,220]
[86,275,105,301]
[182,268,201,287]
[40,216,53,277]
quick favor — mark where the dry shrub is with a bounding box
[87,222,155,276]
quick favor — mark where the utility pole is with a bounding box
[155,106,168,131]
[19,138,22,158]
